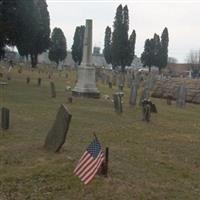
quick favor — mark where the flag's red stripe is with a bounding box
[75,156,94,176]
[74,153,91,173]
[82,153,104,184]
[78,152,102,178]
[84,156,104,184]
[74,152,88,170]
[80,152,103,181]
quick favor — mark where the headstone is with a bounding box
[118,84,123,91]
[129,84,137,105]
[26,77,30,84]
[166,95,172,105]
[139,87,150,106]
[72,19,100,98]
[68,97,73,103]
[150,103,157,113]
[0,73,3,78]
[112,74,117,86]
[176,85,187,107]
[1,107,9,130]
[134,72,141,90]
[113,92,123,113]
[108,81,112,89]
[44,104,72,152]
[141,100,151,122]
[145,72,157,91]
[50,82,56,98]
[65,73,68,79]
[38,78,41,87]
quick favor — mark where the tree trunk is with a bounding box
[148,66,151,72]
[159,67,162,74]
[31,54,38,68]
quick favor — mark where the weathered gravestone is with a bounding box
[176,85,187,107]
[1,107,10,130]
[44,104,72,152]
[26,77,30,84]
[139,87,150,106]
[38,78,41,87]
[118,84,123,91]
[50,82,56,98]
[129,84,137,106]
[145,73,157,91]
[108,81,112,89]
[112,74,117,86]
[113,92,123,113]
[134,72,141,90]
[166,95,172,105]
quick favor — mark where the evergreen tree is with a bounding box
[121,5,130,69]
[111,5,135,71]
[153,33,161,68]
[127,30,136,66]
[159,27,169,72]
[29,0,50,67]
[141,39,155,72]
[111,4,123,69]
[103,26,112,65]
[48,28,67,66]
[0,0,50,67]
[71,25,85,65]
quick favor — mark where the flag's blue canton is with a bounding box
[87,139,101,159]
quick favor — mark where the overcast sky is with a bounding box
[47,0,200,63]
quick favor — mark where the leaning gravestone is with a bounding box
[44,104,72,152]
[113,92,123,113]
[1,107,10,130]
[129,84,137,106]
[50,82,56,98]
[176,85,187,107]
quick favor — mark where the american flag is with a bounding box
[74,137,105,185]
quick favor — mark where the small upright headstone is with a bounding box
[65,73,68,79]
[38,78,41,87]
[129,84,137,106]
[44,104,72,152]
[26,77,30,84]
[0,73,3,78]
[139,87,150,106]
[113,92,123,113]
[118,84,123,91]
[50,82,56,98]
[166,95,172,105]
[108,81,112,89]
[176,85,187,107]
[1,107,10,130]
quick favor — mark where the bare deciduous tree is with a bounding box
[187,50,200,76]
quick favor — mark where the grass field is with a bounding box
[0,67,200,200]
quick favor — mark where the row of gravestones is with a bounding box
[152,80,188,107]
[113,72,158,113]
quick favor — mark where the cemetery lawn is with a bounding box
[0,67,200,200]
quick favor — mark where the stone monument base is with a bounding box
[72,66,100,98]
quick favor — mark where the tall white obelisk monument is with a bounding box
[72,19,100,98]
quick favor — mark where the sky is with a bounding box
[46,0,200,63]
